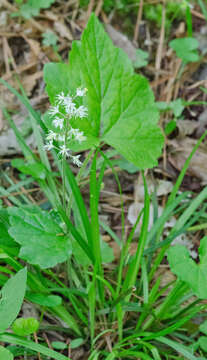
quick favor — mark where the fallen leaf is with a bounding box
[169,137,207,184]
[54,21,73,41]
[177,119,198,139]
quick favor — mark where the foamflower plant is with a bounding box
[44,87,88,167]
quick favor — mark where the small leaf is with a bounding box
[0,346,13,360]
[133,49,149,69]
[8,206,72,269]
[12,159,47,180]
[70,338,84,349]
[18,0,55,19]
[172,99,185,117]
[27,293,62,307]
[167,236,207,299]
[170,37,200,63]
[72,237,114,266]
[200,320,207,335]
[52,341,67,350]
[0,268,27,333]
[12,317,39,337]
[165,120,177,135]
[199,336,207,352]
[42,31,58,47]
[44,14,163,169]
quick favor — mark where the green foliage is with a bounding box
[164,119,177,135]
[0,268,27,333]
[167,236,207,298]
[0,208,19,256]
[0,346,13,360]
[52,342,67,350]
[70,338,84,349]
[42,31,58,47]
[133,49,149,69]
[170,37,200,63]
[26,293,62,307]
[198,320,207,352]
[44,14,163,169]
[12,317,39,336]
[157,99,185,118]
[12,159,47,180]
[8,206,72,269]
[143,1,186,30]
[16,0,55,19]
[200,320,207,335]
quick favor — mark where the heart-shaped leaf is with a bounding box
[167,236,207,299]
[8,206,72,269]
[44,14,163,169]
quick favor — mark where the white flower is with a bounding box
[74,130,86,143]
[44,141,54,151]
[46,130,57,141]
[59,144,70,157]
[69,128,86,142]
[49,105,60,116]
[58,134,65,142]
[71,155,82,167]
[76,87,87,97]
[53,117,64,129]
[75,105,88,118]
[55,92,65,105]
[63,95,74,107]
[63,97,76,117]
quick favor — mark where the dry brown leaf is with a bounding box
[24,38,41,57]
[54,21,73,41]
[169,137,207,184]
[177,119,198,139]
[105,24,137,62]
[22,71,43,95]
[134,177,173,202]
[0,109,3,132]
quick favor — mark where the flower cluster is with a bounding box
[44,87,88,167]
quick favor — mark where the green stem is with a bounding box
[62,156,67,213]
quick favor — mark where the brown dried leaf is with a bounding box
[177,119,198,139]
[105,24,137,62]
[169,137,207,184]
[54,21,73,41]
[22,71,43,95]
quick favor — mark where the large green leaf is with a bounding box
[0,268,27,333]
[0,209,19,256]
[167,236,207,299]
[44,14,163,169]
[8,206,72,269]
[0,346,13,360]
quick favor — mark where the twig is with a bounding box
[191,9,205,20]
[155,2,166,82]
[33,332,42,360]
[95,0,103,16]
[85,0,95,25]
[133,0,143,44]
